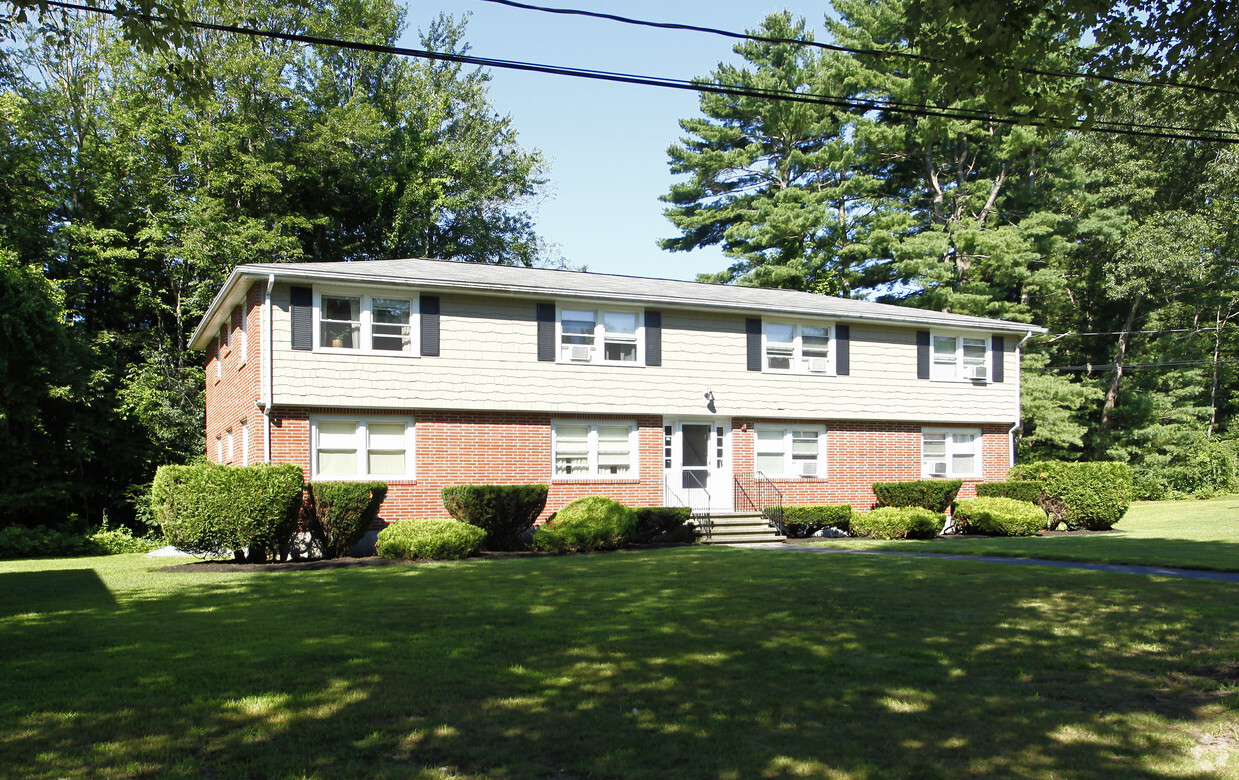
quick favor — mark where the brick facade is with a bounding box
[204,283,262,466]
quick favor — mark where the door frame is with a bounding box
[662,417,732,512]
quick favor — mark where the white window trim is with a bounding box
[312,286,420,357]
[238,305,248,365]
[762,320,836,375]
[555,305,645,366]
[240,419,249,466]
[930,331,991,383]
[225,428,234,462]
[753,425,827,478]
[551,419,640,480]
[310,416,416,480]
[921,427,983,479]
[215,434,223,462]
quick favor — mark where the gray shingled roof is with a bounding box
[191,257,1044,348]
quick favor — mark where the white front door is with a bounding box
[663,419,732,512]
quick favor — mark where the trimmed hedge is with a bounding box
[305,481,388,558]
[441,484,548,551]
[1008,461,1134,531]
[872,480,962,512]
[953,497,1047,536]
[533,496,637,553]
[975,480,1042,504]
[375,519,486,561]
[632,507,691,544]
[778,504,853,538]
[151,463,304,561]
[851,507,945,540]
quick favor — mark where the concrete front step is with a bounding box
[695,512,786,545]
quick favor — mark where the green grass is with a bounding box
[812,494,1239,572]
[2,547,1237,778]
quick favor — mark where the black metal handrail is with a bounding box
[734,472,785,536]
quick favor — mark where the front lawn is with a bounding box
[813,494,1239,572]
[1,548,1237,778]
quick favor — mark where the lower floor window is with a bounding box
[754,426,825,477]
[313,418,414,479]
[922,428,981,478]
[553,421,637,477]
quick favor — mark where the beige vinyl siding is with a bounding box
[270,284,1019,424]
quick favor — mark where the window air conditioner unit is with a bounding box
[968,365,988,381]
[798,461,819,477]
[806,358,830,373]
[930,461,948,475]
[569,345,592,361]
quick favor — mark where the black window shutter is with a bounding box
[916,330,930,379]
[536,303,556,361]
[290,286,313,351]
[645,310,662,366]
[746,318,762,371]
[420,295,440,356]
[991,335,1005,383]
[835,324,850,376]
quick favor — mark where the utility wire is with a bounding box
[1046,359,1235,371]
[1045,325,1239,340]
[475,0,1239,99]
[41,1,1239,144]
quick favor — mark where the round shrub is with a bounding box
[533,496,637,553]
[872,480,962,512]
[850,507,945,540]
[632,507,691,544]
[778,504,852,538]
[375,519,486,561]
[953,497,1047,536]
[975,480,1041,504]
[1008,461,1133,531]
[441,484,548,551]
[305,481,388,559]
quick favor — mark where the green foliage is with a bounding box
[87,523,161,555]
[1008,461,1134,531]
[151,463,304,560]
[374,519,485,561]
[440,484,548,551]
[778,505,853,538]
[1132,438,1238,500]
[872,480,963,512]
[305,482,388,559]
[532,496,637,554]
[0,525,94,558]
[850,507,945,540]
[975,481,1043,504]
[632,507,691,544]
[953,497,1048,537]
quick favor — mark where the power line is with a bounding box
[41,1,1239,145]
[1045,325,1239,340]
[1045,359,1235,371]
[473,0,1239,100]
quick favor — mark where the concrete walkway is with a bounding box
[729,543,1239,583]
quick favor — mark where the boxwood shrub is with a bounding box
[375,519,485,561]
[975,480,1042,504]
[953,497,1047,536]
[1008,461,1134,531]
[778,504,853,538]
[441,484,548,551]
[872,480,962,512]
[305,481,388,558]
[533,496,637,553]
[850,507,945,540]
[632,507,691,544]
[151,463,304,561]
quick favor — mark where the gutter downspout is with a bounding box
[262,274,275,464]
[1009,329,1036,468]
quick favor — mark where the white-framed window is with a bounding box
[558,307,643,364]
[225,428,234,462]
[311,417,415,479]
[240,419,249,466]
[314,289,417,354]
[552,420,639,477]
[932,332,989,382]
[922,428,982,478]
[754,426,826,478]
[237,305,248,362]
[213,339,221,379]
[215,434,223,462]
[764,321,834,374]
[219,322,229,352]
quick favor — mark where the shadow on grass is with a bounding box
[0,568,116,618]
[1,548,1236,778]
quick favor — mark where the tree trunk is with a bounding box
[1096,294,1142,452]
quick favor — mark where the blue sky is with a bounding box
[401,1,836,280]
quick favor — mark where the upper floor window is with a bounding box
[552,420,638,478]
[312,418,414,479]
[932,333,988,382]
[559,308,642,364]
[315,290,416,354]
[754,426,826,478]
[764,322,833,374]
[922,428,981,478]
